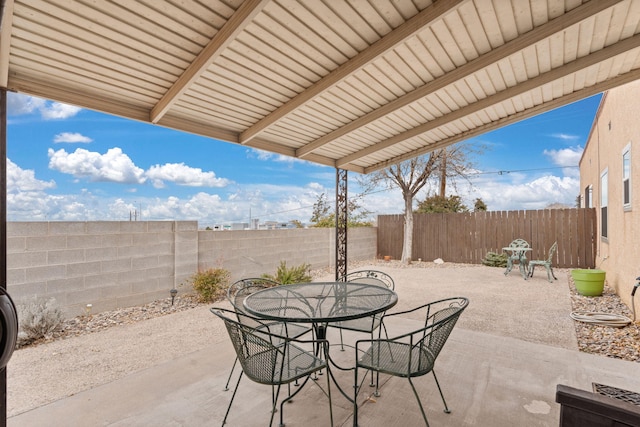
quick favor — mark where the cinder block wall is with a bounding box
[7,221,198,317]
[196,227,377,282]
[6,223,376,317]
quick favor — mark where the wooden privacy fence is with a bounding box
[377,208,597,269]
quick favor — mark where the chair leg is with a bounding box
[408,376,430,426]
[369,331,375,389]
[270,383,283,427]
[222,370,243,426]
[519,260,528,280]
[223,357,238,391]
[372,323,391,397]
[339,329,345,351]
[325,367,334,427]
[432,370,450,414]
[504,258,512,275]
[353,366,360,426]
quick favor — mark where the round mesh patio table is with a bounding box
[243,281,398,325]
[243,281,398,408]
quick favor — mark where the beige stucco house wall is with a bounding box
[580,79,640,311]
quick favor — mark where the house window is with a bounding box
[601,169,608,239]
[623,144,631,209]
[584,185,592,208]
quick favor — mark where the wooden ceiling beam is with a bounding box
[360,68,640,174]
[238,0,467,145]
[149,0,269,124]
[298,0,623,159]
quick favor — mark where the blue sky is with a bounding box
[6,92,602,226]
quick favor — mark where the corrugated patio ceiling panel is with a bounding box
[9,39,169,109]
[311,92,364,125]
[209,57,299,105]
[295,101,356,134]
[185,79,274,118]
[9,18,179,93]
[5,0,640,173]
[260,126,315,149]
[167,103,248,133]
[386,108,425,130]
[317,134,379,159]
[274,113,336,141]
[171,96,256,130]
[260,1,351,71]
[10,56,161,110]
[19,1,198,80]
[222,45,311,96]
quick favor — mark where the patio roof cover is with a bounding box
[2,0,640,174]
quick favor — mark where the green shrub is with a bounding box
[262,261,312,284]
[17,297,64,347]
[481,251,508,267]
[188,268,231,302]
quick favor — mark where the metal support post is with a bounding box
[335,168,347,281]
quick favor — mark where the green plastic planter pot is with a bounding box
[571,269,606,296]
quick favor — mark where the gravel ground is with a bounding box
[16,260,640,360]
[7,260,640,417]
[569,280,640,361]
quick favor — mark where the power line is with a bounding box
[220,165,576,223]
[471,165,578,176]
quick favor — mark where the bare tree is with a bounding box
[436,144,485,197]
[360,153,441,264]
[360,142,486,264]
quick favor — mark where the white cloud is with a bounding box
[142,193,225,221]
[5,159,99,221]
[248,148,311,165]
[7,159,56,192]
[467,174,579,211]
[307,182,325,192]
[550,133,580,142]
[48,147,146,184]
[145,163,231,188]
[543,145,583,167]
[41,102,82,120]
[54,132,93,143]
[7,93,46,115]
[7,93,81,120]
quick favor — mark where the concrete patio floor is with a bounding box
[8,264,640,426]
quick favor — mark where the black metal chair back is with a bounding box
[354,297,469,426]
[346,270,395,290]
[211,307,332,426]
[223,278,312,392]
[227,278,280,327]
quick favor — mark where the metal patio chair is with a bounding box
[528,241,558,282]
[353,297,469,426]
[211,307,333,427]
[327,270,395,391]
[328,270,395,350]
[223,278,313,391]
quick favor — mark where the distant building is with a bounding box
[207,220,302,230]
